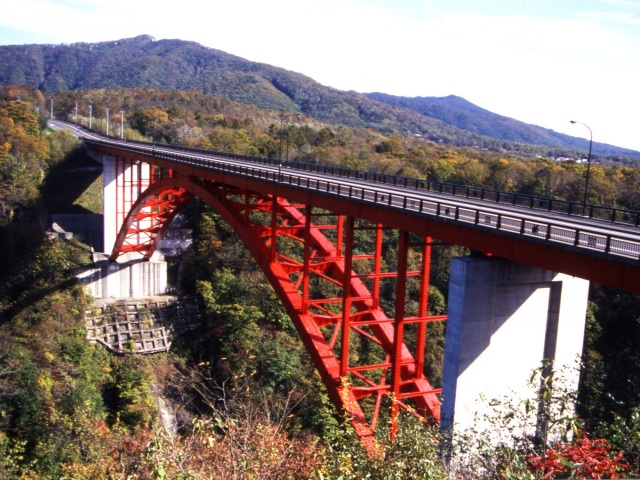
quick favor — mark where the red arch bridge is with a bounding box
[54,121,640,453]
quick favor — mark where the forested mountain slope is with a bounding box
[1,35,638,160]
[0,36,464,139]
[365,92,637,157]
[1,83,639,479]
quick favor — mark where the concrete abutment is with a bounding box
[76,253,168,299]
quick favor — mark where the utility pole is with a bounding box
[278,112,302,179]
[570,120,593,209]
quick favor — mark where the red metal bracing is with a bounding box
[110,156,179,260]
[113,156,154,248]
[112,175,445,454]
[110,185,193,260]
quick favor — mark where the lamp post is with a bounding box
[570,120,593,208]
[278,113,302,179]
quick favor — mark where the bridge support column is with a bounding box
[93,155,166,299]
[103,155,152,254]
[441,256,589,438]
[103,154,118,253]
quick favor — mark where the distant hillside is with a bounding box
[365,93,640,159]
[1,35,638,160]
[0,35,468,139]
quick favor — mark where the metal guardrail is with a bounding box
[111,135,640,227]
[85,136,640,262]
[61,120,640,228]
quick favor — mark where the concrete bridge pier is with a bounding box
[103,154,152,253]
[441,256,589,438]
[76,152,168,299]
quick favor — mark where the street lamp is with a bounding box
[278,113,302,179]
[570,120,593,207]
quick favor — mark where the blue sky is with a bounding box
[1,0,639,152]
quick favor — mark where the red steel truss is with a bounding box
[111,172,445,454]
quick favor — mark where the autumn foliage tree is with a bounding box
[527,432,630,479]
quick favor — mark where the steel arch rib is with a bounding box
[110,183,194,261]
[111,176,440,453]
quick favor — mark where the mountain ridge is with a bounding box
[1,35,638,159]
[365,92,582,151]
